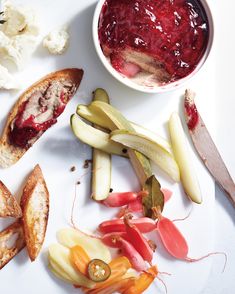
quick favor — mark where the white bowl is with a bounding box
[92,0,214,93]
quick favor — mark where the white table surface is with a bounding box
[202,0,235,293]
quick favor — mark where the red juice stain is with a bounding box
[98,0,209,81]
[184,98,199,130]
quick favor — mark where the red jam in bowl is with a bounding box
[98,0,209,84]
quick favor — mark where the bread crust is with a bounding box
[0,68,84,168]
[0,221,25,269]
[0,181,22,218]
[20,164,49,261]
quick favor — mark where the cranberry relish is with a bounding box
[98,0,209,82]
[9,81,76,148]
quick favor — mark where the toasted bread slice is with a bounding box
[0,181,22,218]
[0,221,25,269]
[20,164,49,261]
[0,68,84,168]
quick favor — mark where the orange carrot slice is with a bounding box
[122,265,158,294]
[108,256,132,270]
[70,245,91,275]
[88,277,134,294]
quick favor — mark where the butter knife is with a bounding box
[184,89,235,206]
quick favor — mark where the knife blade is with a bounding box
[184,89,235,206]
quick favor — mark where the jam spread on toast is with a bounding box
[9,80,76,148]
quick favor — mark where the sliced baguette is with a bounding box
[20,164,49,261]
[0,68,84,168]
[0,181,22,218]
[0,221,25,269]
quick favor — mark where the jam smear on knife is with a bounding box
[184,90,199,131]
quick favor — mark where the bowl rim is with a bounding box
[92,0,214,94]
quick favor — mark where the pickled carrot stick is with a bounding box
[70,245,90,275]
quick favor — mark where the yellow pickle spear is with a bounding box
[168,112,202,204]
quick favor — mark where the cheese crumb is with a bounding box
[0,64,18,89]
[0,0,39,37]
[43,27,69,55]
[0,0,39,89]
[0,1,40,69]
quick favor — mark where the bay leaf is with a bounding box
[142,175,164,219]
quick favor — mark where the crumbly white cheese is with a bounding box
[0,1,40,68]
[43,27,69,55]
[0,32,39,70]
[0,0,39,89]
[0,64,18,89]
[0,0,39,37]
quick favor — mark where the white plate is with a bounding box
[0,0,216,293]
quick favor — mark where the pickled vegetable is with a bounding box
[88,259,111,282]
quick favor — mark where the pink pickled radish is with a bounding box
[124,217,153,263]
[161,188,173,203]
[128,198,143,212]
[102,191,147,207]
[102,192,139,207]
[119,238,146,271]
[99,217,156,234]
[156,207,227,269]
[157,215,188,259]
[127,188,173,213]
[116,207,130,218]
[101,232,130,248]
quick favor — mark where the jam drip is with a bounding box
[184,91,199,131]
[98,0,209,81]
[9,81,74,148]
